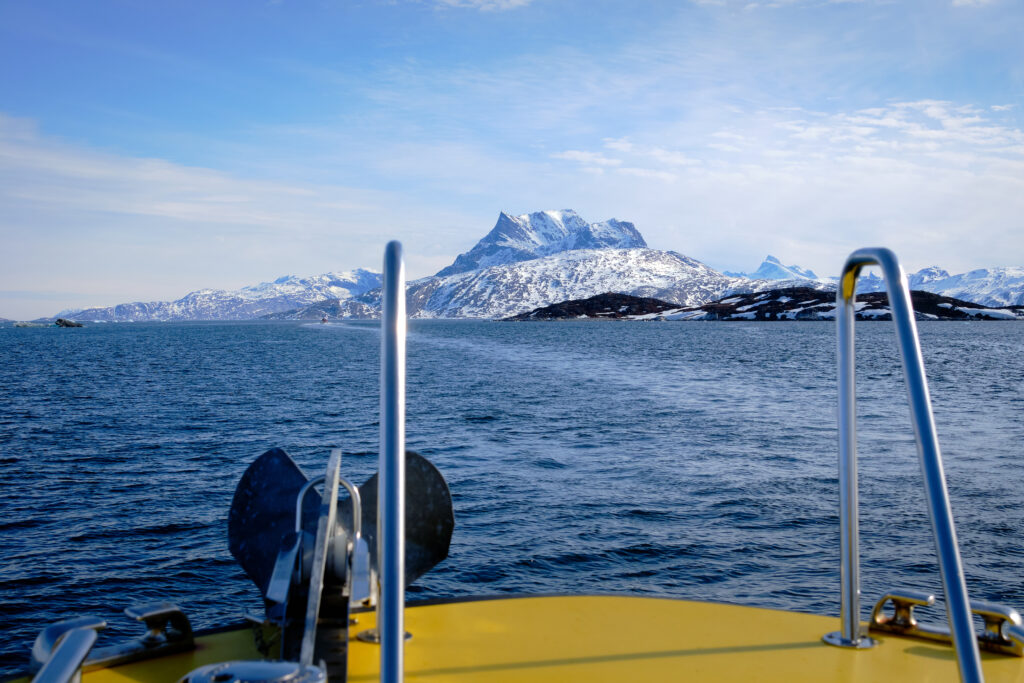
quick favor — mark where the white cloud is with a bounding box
[551,150,622,166]
[602,138,635,153]
[553,139,700,173]
[647,146,702,167]
[618,167,678,182]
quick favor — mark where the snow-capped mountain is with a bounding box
[726,255,819,281]
[910,267,1024,307]
[435,209,646,277]
[765,265,1024,308]
[60,269,381,322]
[276,249,743,320]
[907,266,951,289]
[729,257,1024,308]
[410,248,740,319]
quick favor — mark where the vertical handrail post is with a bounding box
[823,247,983,683]
[837,261,863,648]
[379,240,406,683]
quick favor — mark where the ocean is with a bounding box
[2,319,1023,675]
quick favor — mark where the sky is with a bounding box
[1,0,1023,319]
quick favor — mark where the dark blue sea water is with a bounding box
[2,320,1024,675]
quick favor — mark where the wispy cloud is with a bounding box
[551,150,621,166]
[553,138,708,183]
[544,100,1024,275]
[0,114,478,317]
[618,167,679,182]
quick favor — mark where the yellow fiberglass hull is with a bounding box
[22,595,1024,682]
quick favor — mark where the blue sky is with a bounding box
[2,0,1023,318]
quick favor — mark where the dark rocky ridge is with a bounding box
[690,288,1024,321]
[503,288,1024,322]
[503,292,680,320]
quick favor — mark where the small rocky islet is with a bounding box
[502,287,1024,322]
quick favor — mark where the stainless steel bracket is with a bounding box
[299,449,342,667]
[31,603,194,679]
[181,660,325,683]
[349,536,374,605]
[870,589,1024,656]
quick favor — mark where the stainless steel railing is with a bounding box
[822,247,982,682]
[379,240,407,683]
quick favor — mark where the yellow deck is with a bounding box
[26,595,1024,682]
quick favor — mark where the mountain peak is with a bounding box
[908,266,951,287]
[435,210,647,278]
[747,255,818,281]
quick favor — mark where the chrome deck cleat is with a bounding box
[30,604,195,683]
[870,589,1024,657]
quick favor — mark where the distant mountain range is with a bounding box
[56,270,382,322]
[896,266,1024,307]
[726,256,1024,309]
[52,209,1024,321]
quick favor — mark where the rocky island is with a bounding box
[502,292,683,320]
[503,288,1024,322]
